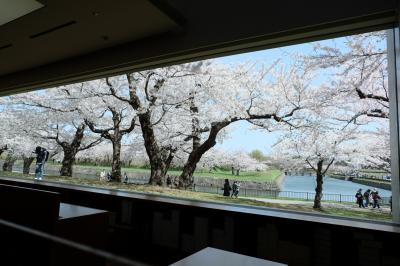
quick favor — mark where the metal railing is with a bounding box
[192,185,391,205]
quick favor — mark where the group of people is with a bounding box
[355,188,382,209]
[223,179,240,198]
[99,170,111,181]
[99,171,129,183]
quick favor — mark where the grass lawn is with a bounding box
[46,163,282,182]
[360,169,387,174]
[319,207,391,221]
[358,169,389,178]
[0,171,391,222]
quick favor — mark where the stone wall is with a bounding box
[191,174,283,191]
[6,162,283,191]
[351,178,391,191]
[330,174,391,190]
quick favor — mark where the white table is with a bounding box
[59,203,108,219]
[170,247,286,266]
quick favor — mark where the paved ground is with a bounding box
[250,197,391,214]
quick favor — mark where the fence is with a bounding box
[192,184,391,205]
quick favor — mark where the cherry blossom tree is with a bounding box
[2,150,16,172]
[122,138,149,167]
[300,31,388,122]
[274,123,359,209]
[176,62,314,188]
[0,146,7,157]
[0,106,58,173]
[77,80,136,182]
[101,64,203,185]
[225,150,267,175]
[0,110,9,156]
[357,125,390,173]
[7,86,103,177]
[76,142,113,166]
[0,108,28,172]
[195,148,230,172]
[297,30,391,175]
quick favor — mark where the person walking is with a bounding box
[231,181,240,198]
[368,191,374,207]
[99,170,106,181]
[222,179,232,197]
[123,172,128,184]
[33,146,49,180]
[372,190,381,209]
[355,189,364,208]
[363,189,371,208]
[166,175,172,187]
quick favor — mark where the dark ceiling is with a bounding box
[0,0,179,76]
[0,0,398,95]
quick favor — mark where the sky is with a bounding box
[212,38,340,154]
[215,120,281,154]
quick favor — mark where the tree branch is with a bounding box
[106,77,131,103]
[78,137,103,151]
[322,158,335,175]
[120,116,136,134]
[355,87,389,102]
[84,119,113,139]
[305,158,317,172]
[144,72,155,102]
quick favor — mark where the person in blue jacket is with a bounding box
[33,146,49,180]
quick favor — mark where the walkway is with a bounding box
[250,197,391,214]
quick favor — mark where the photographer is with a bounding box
[33,146,49,180]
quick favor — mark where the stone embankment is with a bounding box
[192,174,284,191]
[330,174,391,190]
[351,178,391,191]
[9,162,284,191]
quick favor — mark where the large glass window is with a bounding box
[0,29,394,222]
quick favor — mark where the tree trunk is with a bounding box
[179,121,229,188]
[178,93,202,188]
[179,160,197,188]
[232,167,235,175]
[60,149,77,177]
[139,112,168,186]
[111,138,122,182]
[2,153,16,172]
[57,123,87,177]
[236,169,240,176]
[23,157,35,174]
[149,160,166,186]
[0,145,7,157]
[313,160,324,209]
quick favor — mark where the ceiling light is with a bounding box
[0,0,44,26]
